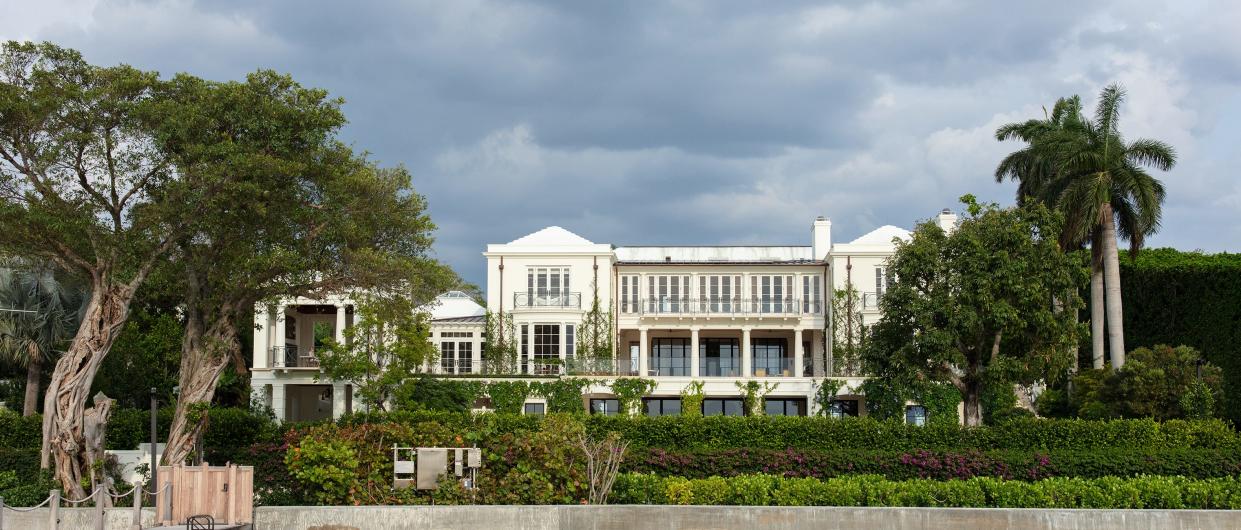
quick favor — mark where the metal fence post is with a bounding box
[132,485,142,530]
[48,490,59,530]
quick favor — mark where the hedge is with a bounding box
[611,473,1241,509]
[624,447,1241,481]
[1120,248,1241,424]
[584,416,1239,452]
[0,407,278,451]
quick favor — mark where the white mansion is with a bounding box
[251,210,958,422]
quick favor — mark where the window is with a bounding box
[702,398,745,416]
[440,341,456,373]
[520,324,529,373]
[527,267,570,306]
[523,402,545,415]
[457,342,473,373]
[875,267,887,299]
[590,398,620,416]
[906,405,928,426]
[533,324,560,374]
[650,338,690,376]
[699,338,740,377]
[765,398,807,416]
[440,331,474,338]
[620,275,639,313]
[648,275,691,313]
[751,275,794,313]
[565,324,575,363]
[644,398,682,417]
[828,399,860,418]
[802,275,822,313]
[751,338,789,376]
[803,341,813,377]
[313,321,334,350]
[700,275,741,313]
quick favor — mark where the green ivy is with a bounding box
[611,378,657,416]
[535,378,591,414]
[813,380,846,417]
[485,381,533,414]
[734,381,779,416]
[680,381,705,418]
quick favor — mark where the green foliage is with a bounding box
[813,380,845,417]
[480,311,518,374]
[626,446,1241,481]
[864,196,1086,425]
[485,381,534,414]
[859,379,960,425]
[535,378,590,414]
[286,432,362,504]
[679,381,705,418]
[395,375,483,413]
[830,286,866,376]
[610,378,656,416]
[1182,381,1216,420]
[1119,249,1241,424]
[0,469,60,506]
[1052,345,1224,420]
[575,287,615,361]
[316,293,439,411]
[611,473,1241,508]
[734,380,779,416]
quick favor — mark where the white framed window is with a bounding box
[751,275,793,313]
[699,275,741,313]
[527,267,571,306]
[802,275,822,313]
[647,275,691,313]
[620,275,639,313]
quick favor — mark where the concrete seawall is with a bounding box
[5,505,1238,530]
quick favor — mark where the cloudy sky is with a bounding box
[6,0,1239,284]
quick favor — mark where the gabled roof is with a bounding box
[849,225,911,245]
[507,226,595,246]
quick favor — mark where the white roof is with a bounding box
[849,225,911,245]
[614,246,814,263]
[421,291,486,320]
[507,226,595,246]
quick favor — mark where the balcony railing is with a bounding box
[512,292,582,309]
[270,345,319,369]
[565,357,639,376]
[861,291,883,310]
[630,297,820,316]
[752,357,794,377]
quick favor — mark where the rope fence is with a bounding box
[0,482,156,530]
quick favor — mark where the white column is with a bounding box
[254,309,270,369]
[741,327,752,377]
[793,328,804,378]
[335,304,347,344]
[271,383,286,422]
[638,327,649,377]
[690,327,700,378]
[473,337,483,375]
[332,382,348,419]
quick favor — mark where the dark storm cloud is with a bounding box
[8,0,1240,284]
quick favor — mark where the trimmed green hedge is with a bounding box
[585,416,1238,451]
[611,473,1241,508]
[1120,249,1241,424]
[625,447,1241,481]
[0,407,277,451]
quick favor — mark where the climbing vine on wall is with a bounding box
[535,378,591,414]
[735,381,779,416]
[610,378,656,416]
[486,381,533,414]
[680,381,705,418]
[813,379,846,417]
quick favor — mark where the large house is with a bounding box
[250,210,958,422]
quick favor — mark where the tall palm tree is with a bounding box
[0,259,85,416]
[995,84,1174,369]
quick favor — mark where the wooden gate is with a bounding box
[156,463,253,525]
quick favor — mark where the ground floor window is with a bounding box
[751,338,789,376]
[764,397,807,416]
[523,402,545,415]
[644,397,682,417]
[702,398,745,416]
[590,398,620,416]
[828,398,859,418]
[905,405,927,426]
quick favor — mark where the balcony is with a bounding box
[631,297,819,317]
[512,292,581,310]
[752,357,794,377]
[565,357,639,376]
[270,345,319,369]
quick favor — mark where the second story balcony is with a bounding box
[512,291,582,310]
[631,297,821,317]
[270,345,320,369]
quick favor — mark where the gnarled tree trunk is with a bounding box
[23,344,42,417]
[40,284,134,500]
[1100,204,1126,368]
[162,317,238,467]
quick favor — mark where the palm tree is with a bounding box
[995,84,1174,369]
[0,259,85,416]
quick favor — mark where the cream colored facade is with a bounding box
[252,211,958,421]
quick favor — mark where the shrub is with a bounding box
[610,473,1241,509]
[1062,345,1224,420]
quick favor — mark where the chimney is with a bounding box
[812,216,831,260]
[937,208,958,233]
